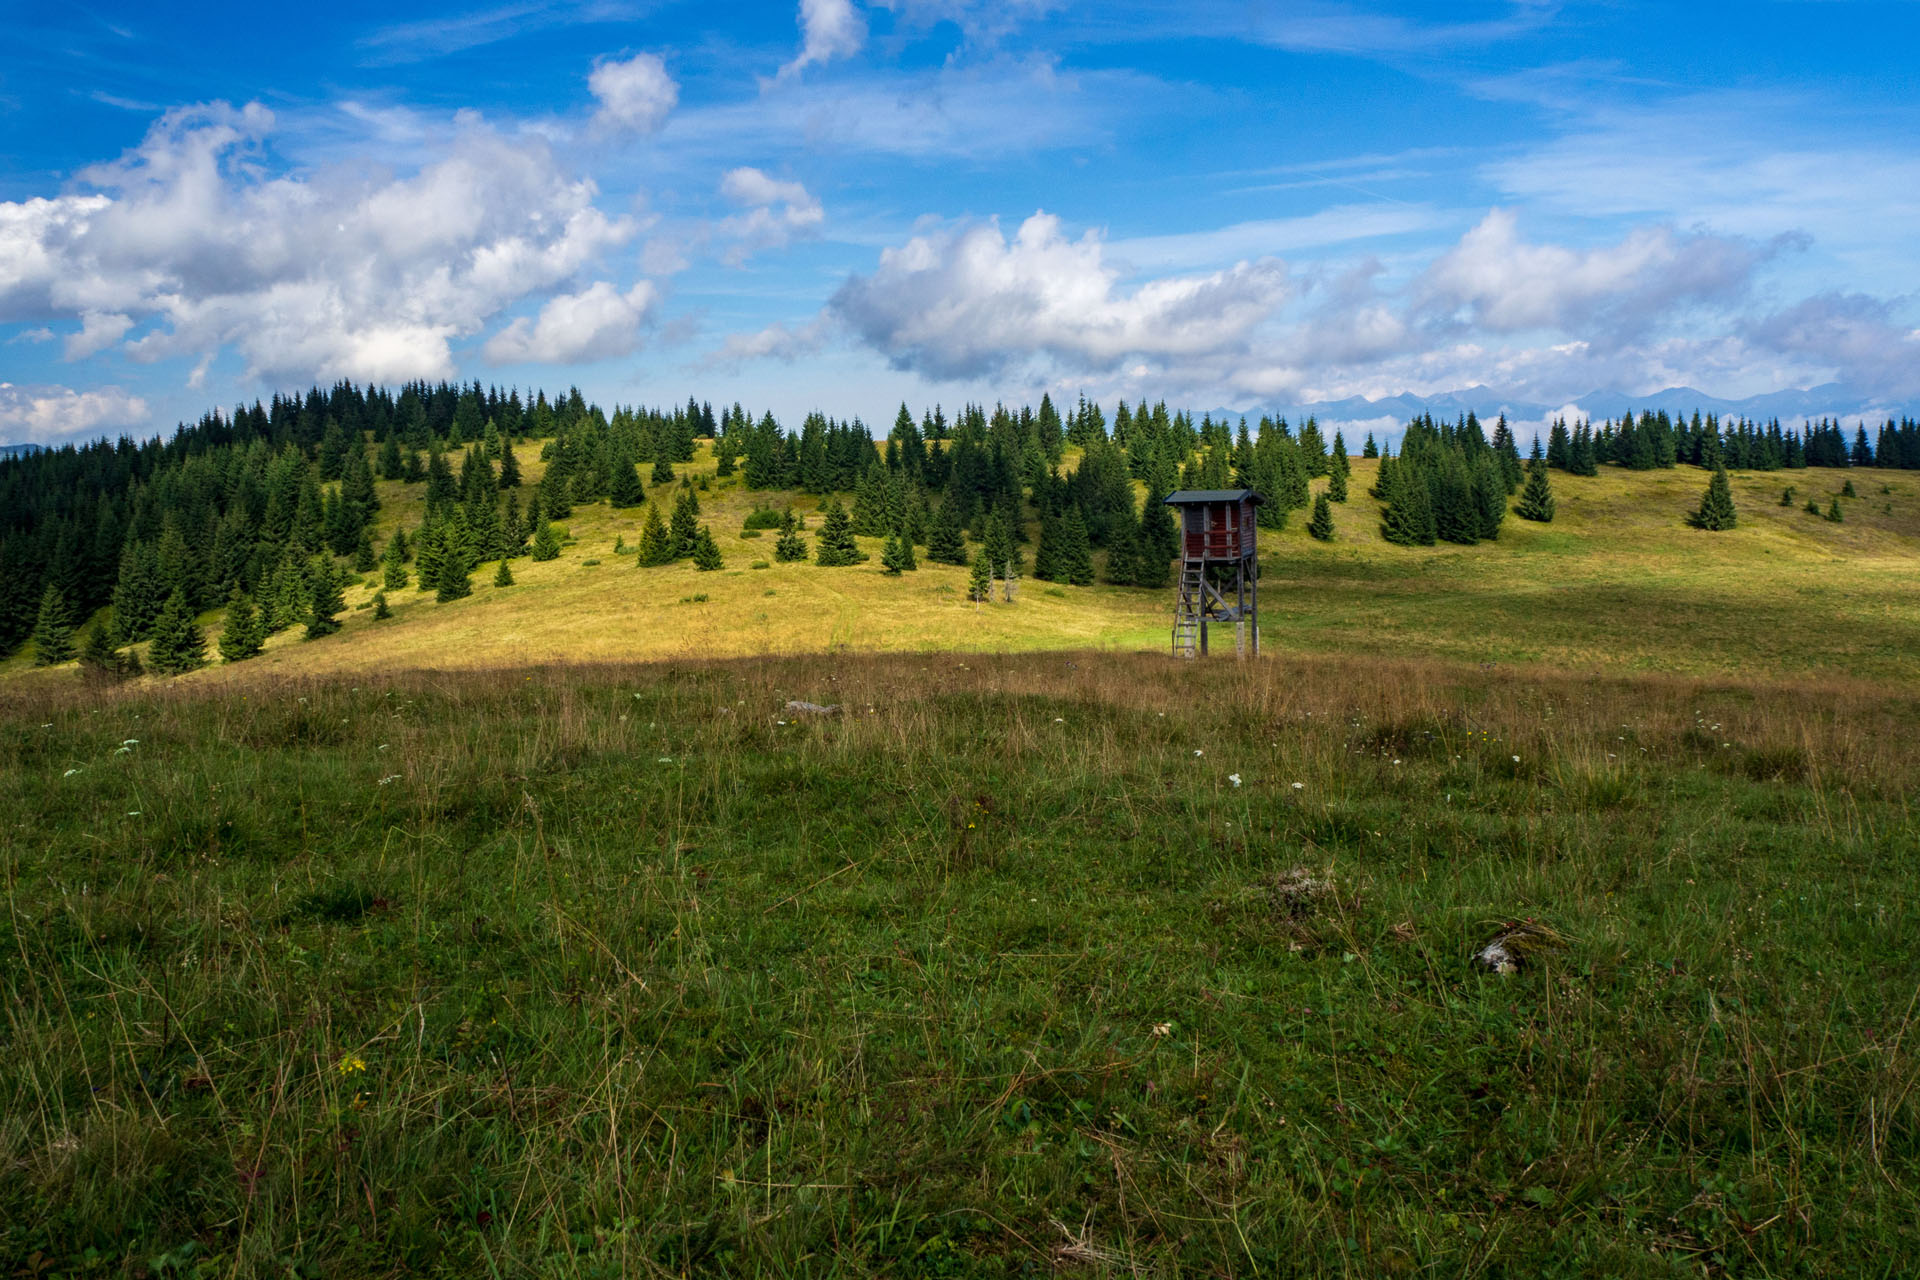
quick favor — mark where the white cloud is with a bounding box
[0,100,636,384]
[589,53,678,135]
[0,382,149,444]
[1743,293,1920,401]
[484,280,659,365]
[778,0,866,80]
[830,211,1290,380]
[717,167,823,263]
[710,318,830,367]
[1416,208,1768,337]
[64,310,134,360]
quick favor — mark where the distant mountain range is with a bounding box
[0,443,45,459]
[1223,384,1906,430]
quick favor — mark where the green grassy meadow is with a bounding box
[3,651,1918,1276]
[5,446,1920,1276]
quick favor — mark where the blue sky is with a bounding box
[3,0,1918,444]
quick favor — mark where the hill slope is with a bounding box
[9,447,1920,686]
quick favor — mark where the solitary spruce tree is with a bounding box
[773,509,809,563]
[814,498,864,566]
[1307,493,1335,541]
[218,593,266,663]
[1515,457,1556,522]
[531,521,561,561]
[1827,497,1844,523]
[1686,464,1738,531]
[494,559,515,587]
[147,587,206,674]
[692,526,725,570]
[32,586,75,666]
[372,591,393,619]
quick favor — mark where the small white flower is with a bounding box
[1193,749,1204,757]
[1392,759,1402,766]
[1291,782,1304,790]
[1151,1022,1172,1038]
[377,774,401,786]
[1512,755,1520,763]
[63,767,83,777]
[657,756,672,764]
[1228,773,1241,787]
[1053,717,1064,723]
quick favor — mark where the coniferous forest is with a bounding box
[3,378,1918,666]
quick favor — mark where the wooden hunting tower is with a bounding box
[1164,488,1263,658]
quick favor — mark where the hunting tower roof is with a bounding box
[1163,488,1264,505]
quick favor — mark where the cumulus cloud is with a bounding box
[830,211,1290,380]
[717,167,823,263]
[1417,208,1768,337]
[589,53,678,135]
[484,280,659,364]
[710,318,830,368]
[778,0,866,80]
[0,382,149,444]
[0,100,636,384]
[64,310,134,360]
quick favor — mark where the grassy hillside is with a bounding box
[10,444,1917,688]
[2,652,1915,1275]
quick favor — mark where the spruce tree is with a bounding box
[814,498,864,566]
[1132,503,1170,589]
[1362,433,1380,459]
[531,521,561,562]
[353,527,378,572]
[880,530,915,575]
[651,436,676,486]
[1103,519,1141,586]
[436,547,473,600]
[925,499,966,564]
[691,526,724,570]
[668,490,701,560]
[1515,457,1556,522]
[1686,464,1738,531]
[1328,467,1348,503]
[1827,497,1844,523]
[1780,486,1795,507]
[608,451,646,508]
[497,441,521,488]
[494,559,515,586]
[1307,493,1335,541]
[772,509,808,563]
[147,587,206,674]
[1057,505,1094,585]
[31,586,75,666]
[638,505,674,566]
[967,551,993,602]
[1472,453,1507,541]
[79,619,127,679]
[373,591,392,619]
[218,593,266,663]
[306,561,346,638]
